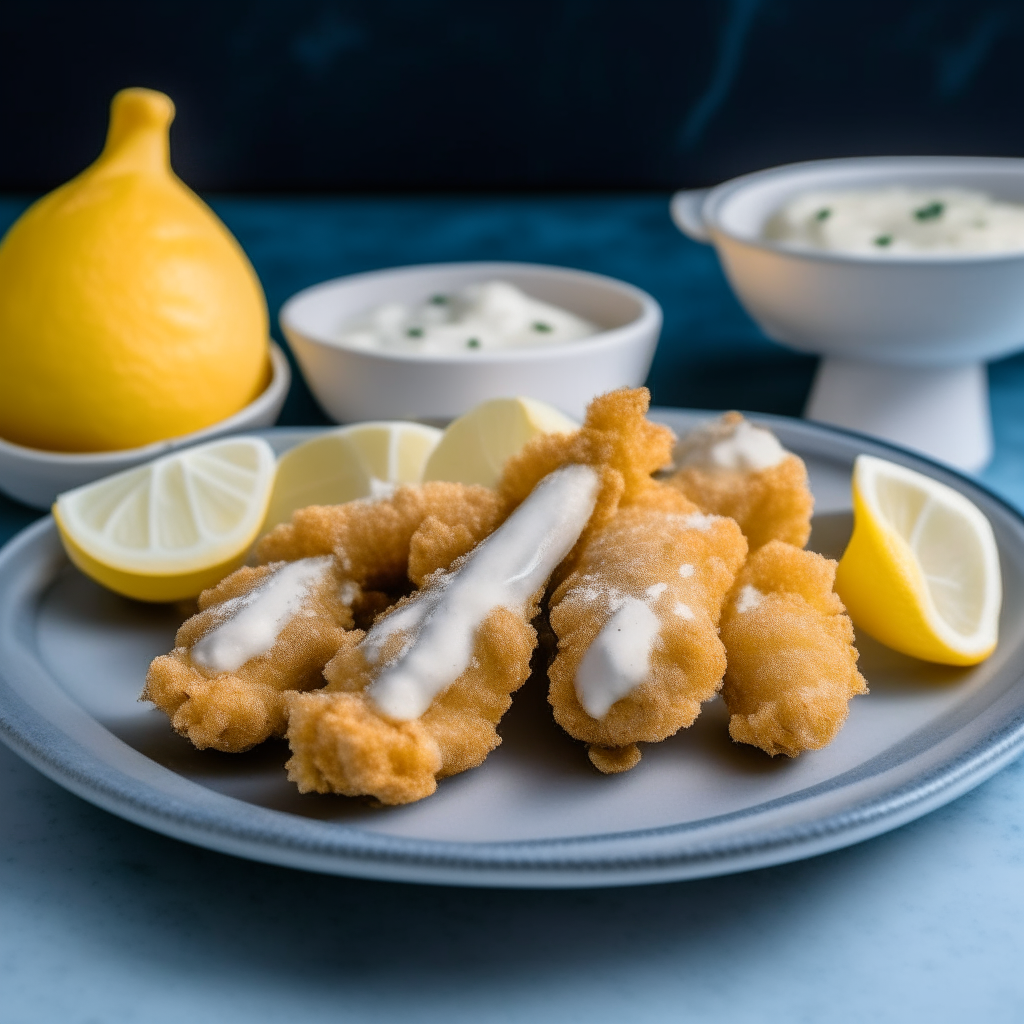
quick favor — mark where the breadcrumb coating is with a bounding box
[720,540,867,757]
[667,413,813,549]
[282,388,667,801]
[285,603,538,804]
[256,481,507,589]
[143,558,356,752]
[548,490,747,772]
[498,388,671,576]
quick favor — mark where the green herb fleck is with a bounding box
[874,235,893,247]
[914,201,945,221]
[532,321,553,332]
[406,327,424,338]
[430,294,448,305]
[466,338,481,348]
[815,208,831,221]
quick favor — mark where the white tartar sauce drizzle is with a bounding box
[735,584,764,613]
[191,557,333,674]
[336,280,597,354]
[676,415,787,472]
[366,464,600,721]
[575,596,662,719]
[765,187,1024,257]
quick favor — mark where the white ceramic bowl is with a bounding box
[279,261,662,423]
[671,156,1024,470]
[0,342,291,510]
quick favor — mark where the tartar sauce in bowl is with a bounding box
[336,280,597,354]
[765,187,1024,257]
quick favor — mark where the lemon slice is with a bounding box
[835,454,1001,665]
[262,421,443,531]
[54,437,276,603]
[422,397,578,487]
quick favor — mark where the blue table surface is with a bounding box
[1,195,1022,1023]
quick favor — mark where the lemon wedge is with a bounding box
[422,397,578,487]
[835,454,1001,665]
[54,437,276,602]
[262,421,442,531]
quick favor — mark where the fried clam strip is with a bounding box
[285,464,605,805]
[144,556,357,752]
[548,488,748,774]
[666,412,813,550]
[720,540,867,757]
[256,481,508,593]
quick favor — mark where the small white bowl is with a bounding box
[671,156,1024,470]
[279,261,662,423]
[0,342,291,510]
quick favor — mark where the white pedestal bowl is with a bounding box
[671,156,1024,471]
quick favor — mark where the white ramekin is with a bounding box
[0,342,291,510]
[279,261,662,423]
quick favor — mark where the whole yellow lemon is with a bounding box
[0,88,270,452]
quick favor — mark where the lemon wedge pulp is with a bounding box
[262,421,442,531]
[835,454,1001,665]
[422,396,578,487]
[54,437,276,602]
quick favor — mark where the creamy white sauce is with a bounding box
[677,416,787,472]
[575,596,662,719]
[765,187,1024,257]
[191,557,333,674]
[365,464,600,721]
[735,584,763,613]
[336,280,597,354]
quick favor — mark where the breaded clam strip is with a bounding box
[285,464,603,805]
[719,540,867,757]
[548,490,748,774]
[144,556,356,752]
[667,412,814,550]
[257,481,506,592]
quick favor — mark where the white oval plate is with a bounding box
[1,410,1023,888]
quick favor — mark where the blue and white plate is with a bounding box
[1,410,1023,887]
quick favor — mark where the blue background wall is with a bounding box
[4,0,1024,192]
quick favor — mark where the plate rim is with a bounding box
[2,409,1024,888]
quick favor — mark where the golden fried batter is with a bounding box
[284,463,602,804]
[257,481,507,589]
[548,488,747,772]
[667,412,813,550]
[285,604,538,804]
[720,540,867,757]
[282,389,670,802]
[499,388,673,570]
[143,557,356,752]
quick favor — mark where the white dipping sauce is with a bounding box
[366,464,600,721]
[765,187,1024,257]
[191,557,333,674]
[336,280,597,354]
[676,415,787,472]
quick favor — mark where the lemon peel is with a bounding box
[0,88,269,452]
